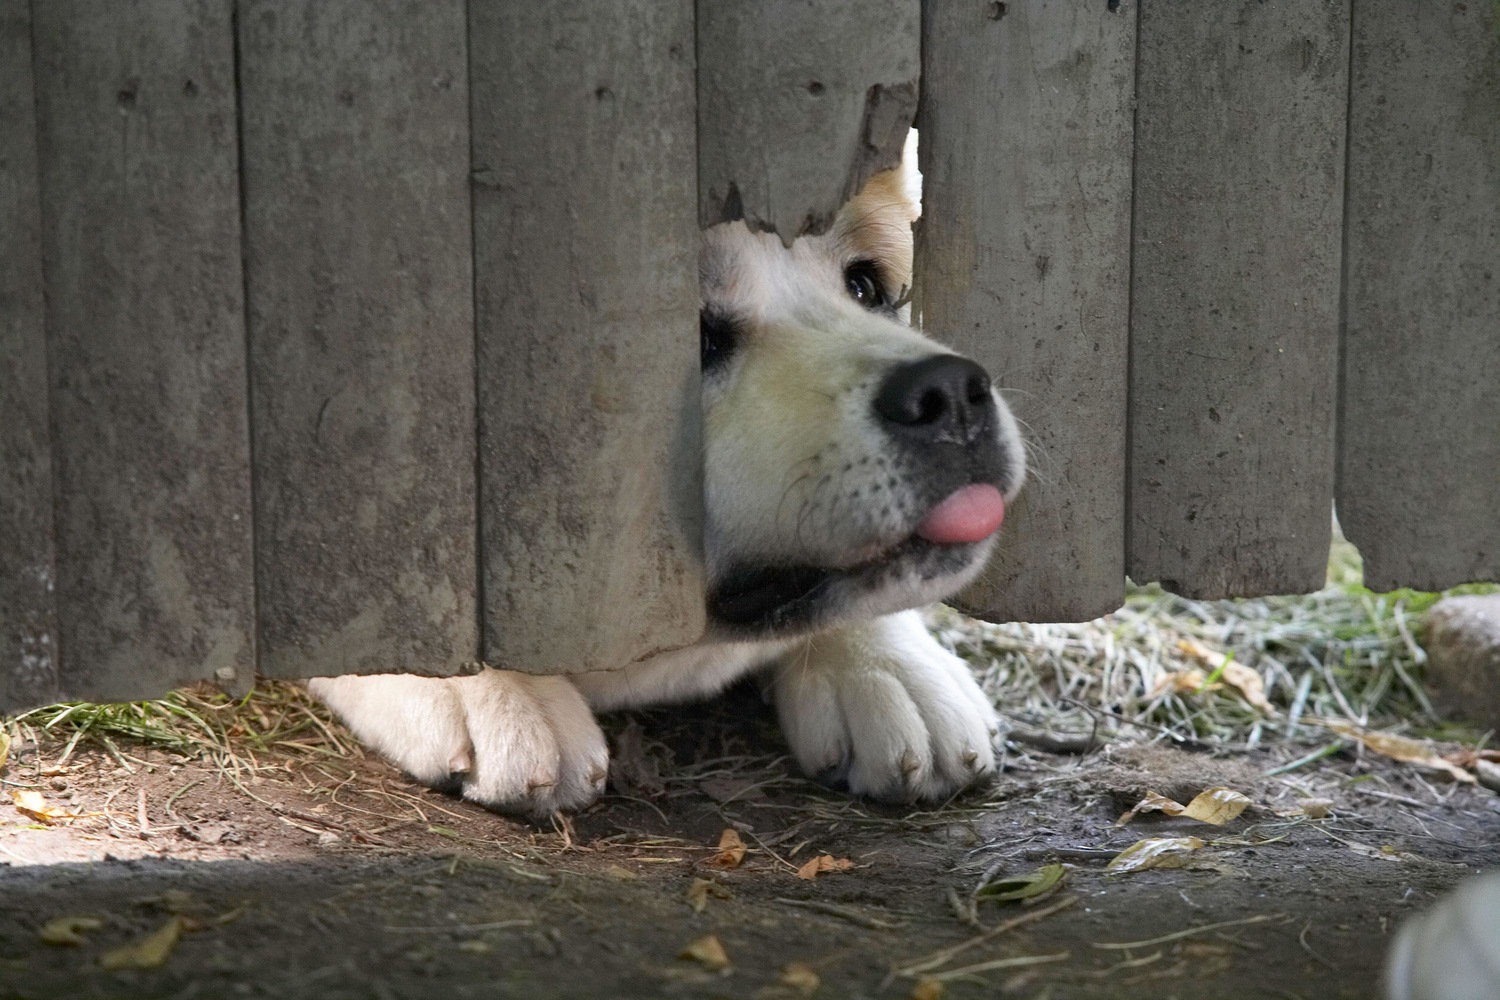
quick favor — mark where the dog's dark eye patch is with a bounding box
[844,259,890,311]
[700,308,741,373]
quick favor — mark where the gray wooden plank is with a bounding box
[697,0,920,241]
[1339,1,1500,591]
[0,0,59,713]
[1127,0,1349,599]
[916,0,1137,623]
[238,1,478,678]
[30,1,255,703]
[471,2,704,675]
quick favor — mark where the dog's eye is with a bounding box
[844,260,888,310]
[700,309,739,372]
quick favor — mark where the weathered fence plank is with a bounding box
[0,0,59,711]
[238,1,478,678]
[30,1,255,701]
[1339,2,1500,592]
[470,3,705,674]
[1127,0,1349,599]
[917,0,1137,623]
[697,0,920,241]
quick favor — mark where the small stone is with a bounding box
[1424,595,1500,730]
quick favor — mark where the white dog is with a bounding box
[311,152,1025,818]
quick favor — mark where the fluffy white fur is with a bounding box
[309,144,1024,818]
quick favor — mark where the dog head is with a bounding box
[700,158,1025,640]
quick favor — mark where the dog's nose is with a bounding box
[873,355,994,442]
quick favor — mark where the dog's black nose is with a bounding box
[873,355,994,442]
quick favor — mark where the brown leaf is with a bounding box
[780,961,820,996]
[706,828,746,869]
[1117,787,1249,827]
[1117,791,1186,825]
[686,878,732,913]
[1323,722,1476,784]
[796,854,856,880]
[679,934,730,970]
[1180,787,1251,825]
[1274,798,1333,819]
[911,978,945,1000]
[99,917,185,970]
[11,789,92,824]
[39,916,103,947]
[1220,661,1277,715]
[1105,837,1206,873]
[1148,668,1209,699]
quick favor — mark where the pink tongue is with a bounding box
[915,484,1006,545]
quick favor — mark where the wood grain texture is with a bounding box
[238,1,479,678]
[697,0,920,242]
[1338,1,1500,592]
[1127,0,1349,599]
[30,1,255,702]
[471,3,705,674]
[0,0,59,712]
[917,0,1137,623]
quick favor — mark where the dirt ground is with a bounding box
[2,683,1496,1000]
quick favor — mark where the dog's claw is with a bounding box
[899,749,920,775]
[961,748,980,770]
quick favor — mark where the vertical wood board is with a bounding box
[238,1,479,678]
[1339,1,1500,591]
[917,0,1137,623]
[471,3,705,674]
[30,1,255,702]
[1127,0,1349,599]
[0,0,59,712]
[697,0,920,242]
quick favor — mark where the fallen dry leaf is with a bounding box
[1180,787,1252,825]
[1105,836,1206,873]
[0,731,10,772]
[1341,839,1427,864]
[99,916,185,971]
[1323,722,1476,784]
[1177,639,1277,714]
[1149,668,1209,699]
[911,978,945,1000]
[1444,748,1500,769]
[1118,787,1250,826]
[11,789,91,824]
[706,828,746,869]
[678,934,730,970]
[796,854,856,880]
[780,961,820,996]
[976,864,1066,903]
[1116,791,1185,825]
[39,916,103,947]
[686,878,732,913]
[1221,661,1276,715]
[1274,798,1334,819]
[603,864,639,881]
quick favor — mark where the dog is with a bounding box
[309,143,1025,817]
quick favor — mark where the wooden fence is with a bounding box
[2,1,1497,712]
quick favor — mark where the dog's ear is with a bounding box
[840,152,919,291]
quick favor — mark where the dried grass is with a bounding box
[6,532,1495,795]
[933,533,1498,756]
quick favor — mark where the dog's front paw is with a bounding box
[771,611,1000,803]
[308,670,608,818]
